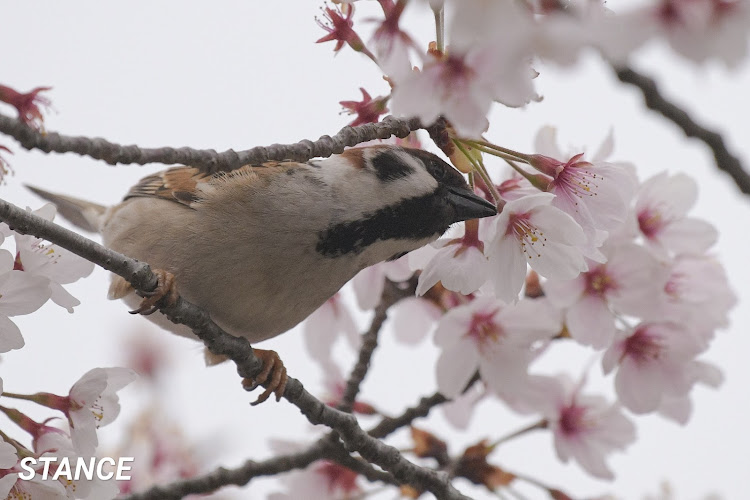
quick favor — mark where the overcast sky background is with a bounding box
[1,1,749,499]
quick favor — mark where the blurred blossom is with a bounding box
[390,0,539,136]
[631,172,718,259]
[434,296,561,401]
[528,375,636,480]
[602,322,708,414]
[351,255,412,310]
[544,243,668,349]
[303,293,359,368]
[659,254,736,335]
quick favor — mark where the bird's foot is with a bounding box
[242,349,288,405]
[129,269,179,315]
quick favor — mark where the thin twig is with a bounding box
[0,112,422,174]
[369,393,447,440]
[614,65,750,195]
[0,198,468,500]
[338,278,417,414]
[122,445,324,500]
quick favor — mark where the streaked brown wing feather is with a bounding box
[124,166,209,207]
[124,161,307,208]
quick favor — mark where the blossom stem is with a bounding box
[462,139,531,164]
[502,158,550,191]
[432,4,445,53]
[487,419,547,449]
[1,391,70,412]
[453,139,501,203]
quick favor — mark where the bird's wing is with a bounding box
[124,162,305,208]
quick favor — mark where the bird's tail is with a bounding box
[26,185,107,233]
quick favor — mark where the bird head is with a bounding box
[314,145,497,264]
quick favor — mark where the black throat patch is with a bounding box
[316,192,448,257]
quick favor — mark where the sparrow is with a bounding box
[29,145,497,403]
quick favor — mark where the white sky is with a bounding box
[1,1,749,499]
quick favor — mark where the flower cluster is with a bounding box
[303,127,732,482]
[318,0,750,137]
[0,368,136,500]
[0,204,95,353]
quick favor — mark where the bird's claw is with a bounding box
[242,349,288,405]
[129,269,179,315]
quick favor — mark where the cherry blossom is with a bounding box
[0,248,52,353]
[316,4,375,61]
[370,0,415,78]
[0,440,68,500]
[487,193,587,303]
[434,296,561,401]
[530,126,637,261]
[0,84,52,129]
[441,382,486,430]
[602,322,708,413]
[390,296,442,344]
[339,87,389,127]
[34,431,119,500]
[657,360,724,424]
[632,172,718,259]
[36,367,137,456]
[608,0,750,68]
[390,0,539,136]
[529,375,636,480]
[269,459,361,499]
[416,220,490,296]
[351,255,411,310]
[8,203,95,313]
[544,243,668,349]
[303,293,359,368]
[659,254,736,335]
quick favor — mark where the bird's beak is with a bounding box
[446,187,498,222]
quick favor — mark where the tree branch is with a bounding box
[0,198,468,500]
[614,65,750,195]
[0,112,422,174]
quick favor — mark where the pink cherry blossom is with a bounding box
[487,193,587,302]
[351,255,412,310]
[10,204,95,312]
[659,254,736,335]
[633,172,718,259]
[303,293,359,368]
[528,375,636,480]
[657,360,723,424]
[602,322,708,413]
[390,296,442,345]
[370,0,415,78]
[269,459,360,500]
[609,0,750,68]
[434,296,561,401]
[531,126,637,262]
[0,439,68,499]
[0,248,52,353]
[544,243,668,348]
[390,0,539,136]
[416,221,490,296]
[37,367,137,456]
[441,382,486,430]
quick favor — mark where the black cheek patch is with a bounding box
[316,193,449,257]
[371,149,415,182]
